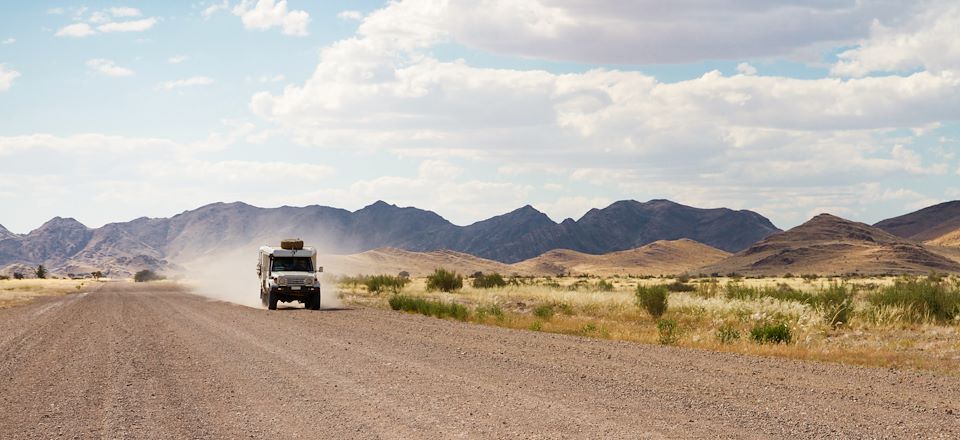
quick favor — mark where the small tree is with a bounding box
[35,265,47,279]
[91,271,103,281]
[426,268,463,292]
[13,272,24,280]
[472,272,507,289]
[133,270,164,283]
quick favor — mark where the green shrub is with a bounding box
[472,272,507,289]
[365,274,409,294]
[750,322,792,344]
[35,265,48,279]
[529,320,543,331]
[656,319,680,345]
[725,282,816,305]
[388,295,469,321]
[870,278,960,323]
[666,281,695,292]
[475,304,504,321]
[816,284,854,327]
[133,269,164,283]
[635,285,669,318]
[716,324,741,344]
[533,304,555,320]
[426,268,463,292]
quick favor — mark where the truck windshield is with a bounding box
[271,257,314,272]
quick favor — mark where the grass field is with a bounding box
[340,273,960,375]
[0,279,95,308]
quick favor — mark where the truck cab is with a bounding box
[257,240,323,310]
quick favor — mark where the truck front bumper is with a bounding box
[270,286,320,297]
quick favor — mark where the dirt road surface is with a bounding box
[1,283,958,439]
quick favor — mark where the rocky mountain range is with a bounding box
[0,199,780,276]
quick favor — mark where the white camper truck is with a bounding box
[257,239,323,310]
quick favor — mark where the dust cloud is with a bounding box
[176,244,343,310]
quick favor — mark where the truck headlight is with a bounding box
[303,276,314,285]
[277,276,288,286]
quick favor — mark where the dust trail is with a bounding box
[175,244,343,309]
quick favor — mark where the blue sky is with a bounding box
[1,0,958,233]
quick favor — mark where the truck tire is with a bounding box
[268,291,278,310]
[309,293,321,310]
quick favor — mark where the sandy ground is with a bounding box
[1,283,958,439]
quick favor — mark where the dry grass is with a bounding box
[0,279,94,309]
[342,274,960,375]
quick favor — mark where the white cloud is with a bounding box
[337,10,363,21]
[833,1,960,77]
[89,11,111,24]
[109,7,142,18]
[53,8,157,38]
[55,23,95,38]
[202,1,230,19]
[159,76,215,90]
[232,0,310,36]
[97,18,157,33]
[47,8,65,15]
[168,55,188,64]
[0,65,20,92]
[1,38,15,45]
[346,0,912,65]
[241,0,960,228]
[736,62,757,76]
[86,59,134,77]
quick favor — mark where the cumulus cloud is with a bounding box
[736,62,757,75]
[159,76,215,90]
[832,1,960,77]
[86,59,134,77]
[346,0,912,64]
[0,64,20,92]
[232,0,310,36]
[202,0,230,19]
[1,38,14,45]
[55,23,96,38]
[54,8,156,37]
[337,10,363,21]
[97,18,157,33]
[168,55,188,64]
[241,0,959,227]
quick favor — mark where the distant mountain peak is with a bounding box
[37,216,88,230]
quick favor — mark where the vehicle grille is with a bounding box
[287,278,306,286]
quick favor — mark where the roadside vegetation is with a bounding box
[0,278,94,308]
[340,272,960,375]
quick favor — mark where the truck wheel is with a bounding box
[268,291,278,310]
[309,293,321,310]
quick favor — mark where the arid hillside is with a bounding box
[701,214,960,276]
[874,200,960,242]
[322,248,517,277]
[511,239,730,276]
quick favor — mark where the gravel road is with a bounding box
[1,283,958,439]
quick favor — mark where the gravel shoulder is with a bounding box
[1,283,958,439]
